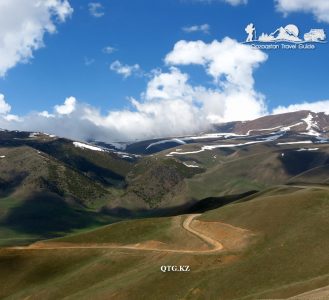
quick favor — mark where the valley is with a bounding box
[1,110,329,299]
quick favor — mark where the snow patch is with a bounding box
[184,133,245,140]
[277,141,313,145]
[73,142,105,152]
[29,132,56,138]
[146,138,186,150]
[301,113,320,136]
[280,122,304,131]
[183,162,200,168]
[297,148,319,152]
[247,122,304,135]
[247,126,282,135]
[29,132,39,138]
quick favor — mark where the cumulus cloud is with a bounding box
[4,114,22,122]
[54,96,77,115]
[88,2,105,18]
[0,0,73,77]
[182,24,210,34]
[0,94,21,122]
[276,0,329,23]
[0,38,270,142]
[273,100,329,115]
[110,60,142,78]
[165,38,267,89]
[0,94,11,115]
[165,38,268,121]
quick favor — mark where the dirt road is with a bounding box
[9,214,224,254]
[182,214,224,251]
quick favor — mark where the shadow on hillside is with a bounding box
[101,190,258,219]
[2,192,100,237]
[31,140,125,186]
[279,151,329,176]
[0,172,29,198]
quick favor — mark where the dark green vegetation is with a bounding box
[0,132,133,245]
[117,157,203,208]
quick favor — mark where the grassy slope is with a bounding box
[2,186,329,299]
[0,145,126,246]
[49,215,206,249]
[178,143,329,200]
[184,148,284,200]
[197,186,329,299]
[0,191,117,247]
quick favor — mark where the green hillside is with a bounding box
[2,186,329,299]
[0,133,135,246]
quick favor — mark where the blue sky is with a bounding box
[0,0,328,141]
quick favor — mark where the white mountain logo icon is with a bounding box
[245,23,326,44]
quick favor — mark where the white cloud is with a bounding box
[4,114,22,122]
[273,100,329,115]
[188,0,247,6]
[165,38,268,92]
[0,0,73,77]
[88,2,105,18]
[110,60,142,78]
[54,96,76,115]
[144,67,194,101]
[103,46,117,54]
[0,38,270,142]
[276,0,329,23]
[0,94,11,114]
[39,111,55,118]
[182,24,210,34]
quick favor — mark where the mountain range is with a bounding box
[1,110,329,299]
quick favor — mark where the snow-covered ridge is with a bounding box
[146,118,315,152]
[145,134,245,150]
[167,134,283,156]
[184,132,245,140]
[73,141,139,159]
[146,138,186,150]
[246,122,304,135]
[73,142,105,152]
[29,132,56,138]
[301,113,321,137]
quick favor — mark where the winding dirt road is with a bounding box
[9,214,224,254]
